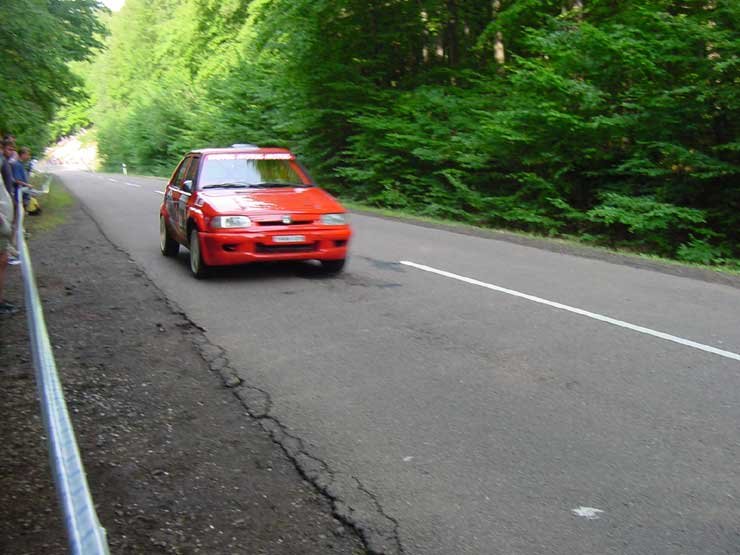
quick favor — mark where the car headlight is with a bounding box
[320,213,347,225]
[211,215,252,229]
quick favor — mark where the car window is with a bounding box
[185,156,200,187]
[171,157,191,189]
[200,156,307,188]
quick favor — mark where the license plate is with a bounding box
[273,235,306,243]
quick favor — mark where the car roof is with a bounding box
[189,145,295,157]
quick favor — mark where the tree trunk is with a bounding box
[445,0,459,66]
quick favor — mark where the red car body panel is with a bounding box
[159,147,351,268]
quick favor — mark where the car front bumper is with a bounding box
[197,226,351,266]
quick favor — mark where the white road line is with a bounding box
[155,191,165,195]
[107,178,117,182]
[401,260,740,362]
[125,182,141,188]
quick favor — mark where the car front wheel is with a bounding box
[189,228,209,279]
[160,216,179,257]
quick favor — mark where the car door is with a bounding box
[177,155,200,236]
[166,157,192,241]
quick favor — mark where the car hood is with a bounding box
[199,187,345,215]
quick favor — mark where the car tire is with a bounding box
[189,228,209,279]
[160,216,179,257]
[321,259,345,274]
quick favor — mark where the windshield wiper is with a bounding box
[250,182,307,188]
[201,183,252,189]
[202,181,309,189]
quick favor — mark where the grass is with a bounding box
[23,174,74,234]
[343,200,740,277]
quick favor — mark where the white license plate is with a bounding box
[273,235,306,243]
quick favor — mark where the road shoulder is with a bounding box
[349,208,740,290]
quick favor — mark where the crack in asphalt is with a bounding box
[77,198,404,555]
[193,336,404,555]
[353,477,406,555]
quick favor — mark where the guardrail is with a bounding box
[15,183,110,555]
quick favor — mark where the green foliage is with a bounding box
[676,237,734,267]
[0,0,105,152]
[85,0,739,265]
[586,193,709,255]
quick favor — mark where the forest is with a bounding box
[0,0,103,153]
[5,1,740,266]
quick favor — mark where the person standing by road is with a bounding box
[1,140,15,197]
[1,141,21,265]
[2,134,17,162]
[0,171,16,315]
[11,147,34,209]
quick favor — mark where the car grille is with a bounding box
[256,219,313,226]
[255,242,318,254]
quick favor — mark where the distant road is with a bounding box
[58,170,740,555]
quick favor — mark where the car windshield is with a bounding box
[200,156,307,189]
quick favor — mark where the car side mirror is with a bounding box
[182,179,193,193]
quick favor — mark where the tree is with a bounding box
[0,0,105,152]
[87,0,740,264]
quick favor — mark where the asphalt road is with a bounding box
[57,170,740,555]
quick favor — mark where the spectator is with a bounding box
[0,174,16,315]
[1,141,20,265]
[2,134,18,162]
[11,147,34,208]
[1,140,14,197]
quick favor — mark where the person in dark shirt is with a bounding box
[1,140,15,197]
[11,146,34,208]
[2,134,17,162]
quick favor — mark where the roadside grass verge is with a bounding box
[25,174,74,234]
[343,200,740,277]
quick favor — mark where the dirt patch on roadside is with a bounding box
[0,193,366,554]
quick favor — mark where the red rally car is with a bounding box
[159,144,351,278]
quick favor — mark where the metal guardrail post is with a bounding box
[16,184,110,555]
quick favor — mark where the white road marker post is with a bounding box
[572,507,604,520]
